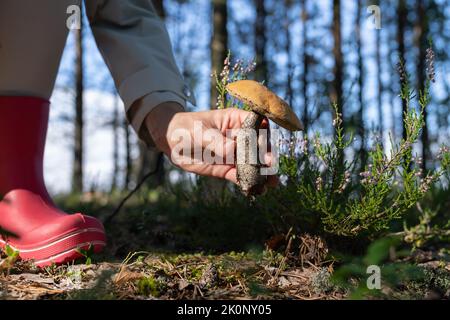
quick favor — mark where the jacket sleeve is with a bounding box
[84,0,196,145]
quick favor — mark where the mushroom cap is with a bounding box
[226,80,304,131]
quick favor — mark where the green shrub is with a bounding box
[256,49,450,239]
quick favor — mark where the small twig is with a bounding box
[103,153,164,225]
[388,229,450,237]
[279,272,308,280]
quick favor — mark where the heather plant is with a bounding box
[217,47,450,239]
[272,49,450,237]
[401,205,450,250]
[212,52,256,110]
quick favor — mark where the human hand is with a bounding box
[144,102,278,188]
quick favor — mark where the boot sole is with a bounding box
[0,227,106,267]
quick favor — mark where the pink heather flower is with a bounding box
[224,55,230,66]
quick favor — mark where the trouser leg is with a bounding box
[0,0,76,99]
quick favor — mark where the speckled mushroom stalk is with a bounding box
[236,111,266,196]
[226,80,304,197]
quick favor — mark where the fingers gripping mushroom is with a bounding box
[226,80,304,196]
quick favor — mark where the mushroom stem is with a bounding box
[236,111,267,196]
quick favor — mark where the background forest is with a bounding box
[1,0,450,300]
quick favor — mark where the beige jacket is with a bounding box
[0,0,196,144]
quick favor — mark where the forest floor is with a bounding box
[1,191,449,300]
[1,247,449,300]
[0,252,345,300]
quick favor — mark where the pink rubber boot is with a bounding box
[0,96,106,267]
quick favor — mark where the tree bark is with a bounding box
[137,142,165,189]
[331,0,343,122]
[388,4,398,138]
[136,0,167,189]
[123,117,132,191]
[211,0,228,109]
[72,15,84,193]
[416,0,429,172]
[375,17,383,142]
[397,0,407,142]
[356,0,366,170]
[205,0,229,196]
[300,0,309,133]
[111,93,120,192]
[332,0,344,169]
[254,0,268,83]
[284,0,294,107]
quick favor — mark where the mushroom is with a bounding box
[226,80,304,196]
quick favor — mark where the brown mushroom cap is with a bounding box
[226,80,304,131]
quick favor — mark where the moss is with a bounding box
[137,276,166,297]
[189,267,203,281]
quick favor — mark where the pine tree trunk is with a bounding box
[375,19,384,142]
[331,0,344,115]
[300,0,309,133]
[397,0,407,142]
[284,0,294,107]
[254,0,268,83]
[388,8,397,138]
[111,93,120,192]
[123,117,132,191]
[72,16,84,193]
[332,0,343,122]
[356,0,366,170]
[137,142,165,189]
[416,0,429,172]
[136,0,167,189]
[211,0,228,109]
[205,0,229,196]
[332,0,344,170]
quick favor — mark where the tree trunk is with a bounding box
[72,16,84,193]
[375,16,383,143]
[204,0,229,197]
[388,6,398,139]
[137,142,165,189]
[397,0,407,142]
[254,0,268,83]
[355,0,366,170]
[300,0,309,133]
[111,93,120,192]
[123,117,132,191]
[331,0,343,122]
[284,0,294,107]
[211,0,228,109]
[332,0,344,169]
[136,0,167,189]
[416,0,429,172]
